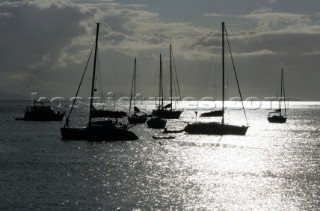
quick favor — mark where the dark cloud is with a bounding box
[1,0,320,100]
[0,1,94,94]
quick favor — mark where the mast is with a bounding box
[89,22,100,124]
[222,22,225,125]
[160,54,164,109]
[158,54,164,110]
[170,44,173,111]
[158,54,161,109]
[129,58,136,115]
[282,69,287,115]
[279,68,283,115]
[133,58,137,111]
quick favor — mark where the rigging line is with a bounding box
[134,58,139,107]
[200,35,221,101]
[213,36,221,100]
[212,57,218,99]
[171,47,182,100]
[106,51,121,96]
[171,71,180,108]
[129,58,135,114]
[225,28,249,125]
[282,70,287,115]
[213,52,221,100]
[151,57,159,105]
[65,42,95,127]
[97,23,121,97]
[99,22,111,31]
[96,49,104,105]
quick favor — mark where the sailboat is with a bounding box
[184,22,249,135]
[60,23,138,141]
[268,69,287,123]
[151,44,182,119]
[128,58,147,124]
[147,54,167,129]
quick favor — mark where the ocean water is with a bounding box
[0,100,319,210]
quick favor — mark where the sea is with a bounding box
[0,100,319,210]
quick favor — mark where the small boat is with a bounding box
[200,110,224,117]
[147,54,167,129]
[128,112,147,124]
[163,127,184,133]
[128,58,147,124]
[151,44,183,119]
[268,69,287,123]
[153,135,175,139]
[152,107,182,119]
[268,112,286,123]
[15,100,64,121]
[147,116,167,129]
[60,23,138,141]
[185,22,249,136]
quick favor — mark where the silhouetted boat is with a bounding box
[147,117,167,129]
[268,69,287,123]
[152,134,175,139]
[90,108,126,118]
[200,110,224,117]
[60,23,138,141]
[128,108,147,124]
[151,44,182,119]
[128,58,147,124]
[147,54,167,128]
[15,100,64,121]
[163,127,184,133]
[185,22,249,136]
[185,122,248,135]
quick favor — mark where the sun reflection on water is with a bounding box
[1,101,320,210]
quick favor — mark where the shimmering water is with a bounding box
[0,100,319,210]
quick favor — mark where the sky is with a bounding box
[1,0,320,101]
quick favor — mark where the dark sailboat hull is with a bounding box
[151,109,182,119]
[185,122,249,135]
[268,116,287,123]
[90,110,127,118]
[163,128,184,133]
[200,110,224,117]
[152,135,175,139]
[60,127,138,141]
[128,114,147,124]
[147,117,167,129]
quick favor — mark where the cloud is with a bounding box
[242,8,311,32]
[82,3,214,62]
[1,0,320,100]
[0,12,12,18]
[234,49,276,57]
[203,13,226,17]
[301,50,320,56]
[268,0,278,4]
[0,0,94,94]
